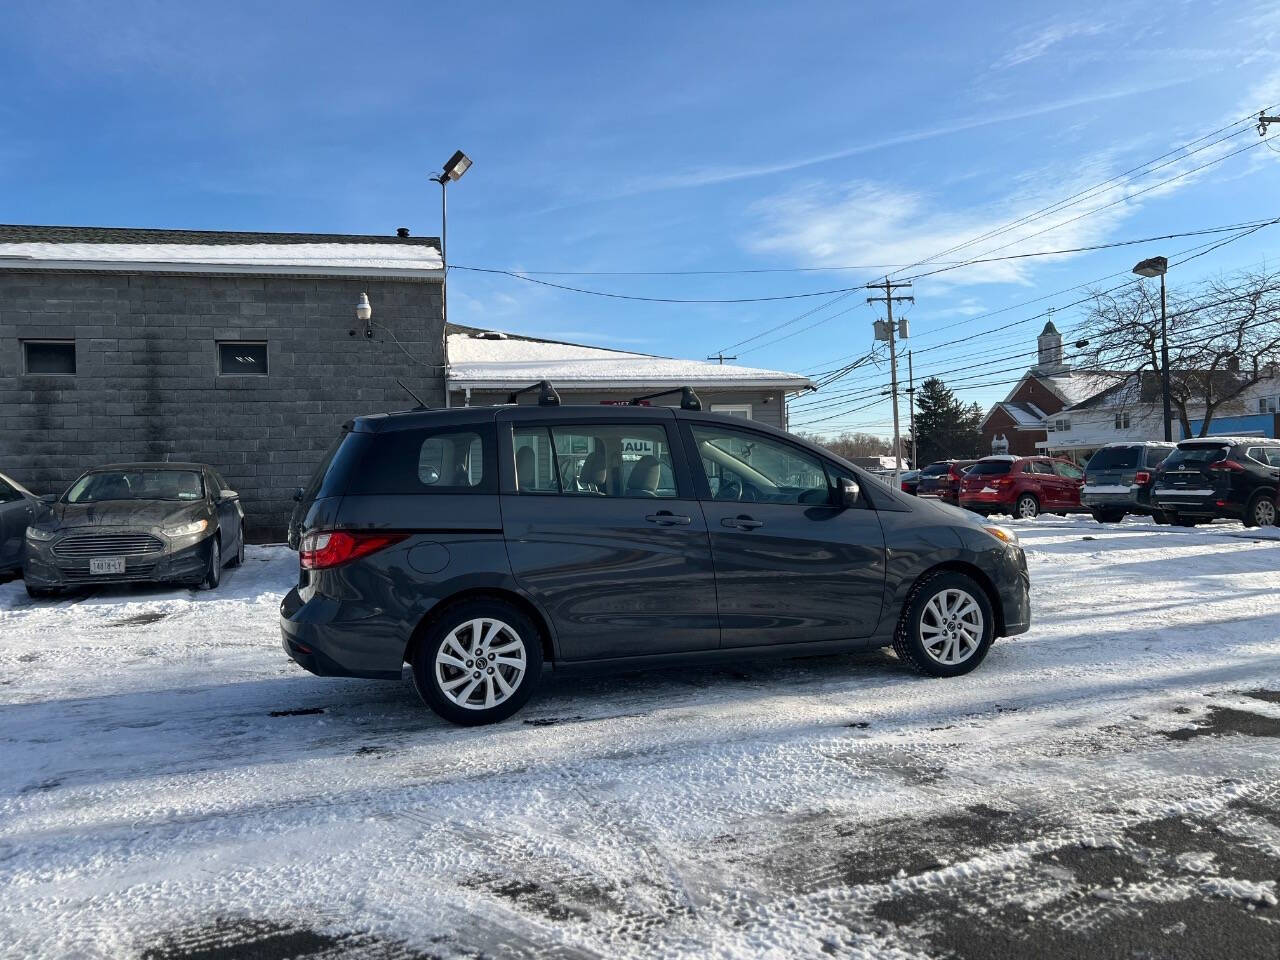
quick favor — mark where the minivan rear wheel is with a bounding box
[893,571,995,678]
[412,600,543,725]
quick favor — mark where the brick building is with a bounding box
[0,226,444,539]
[979,321,1124,457]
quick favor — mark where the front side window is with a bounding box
[66,470,204,503]
[1030,461,1055,475]
[690,424,829,505]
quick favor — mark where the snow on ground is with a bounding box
[2,518,1279,958]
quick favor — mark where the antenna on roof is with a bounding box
[506,380,561,406]
[396,378,429,409]
[626,386,703,411]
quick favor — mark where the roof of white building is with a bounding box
[446,325,813,392]
[0,225,443,278]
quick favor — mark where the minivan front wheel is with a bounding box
[413,600,543,725]
[893,571,995,678]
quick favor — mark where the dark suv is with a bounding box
[280,403,1031,725]
[1152,437,1280,527]
[1081,442,1176,523]
[917,460,977,505]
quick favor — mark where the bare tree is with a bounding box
[796,431,893,460]
[1078,268,1280,437]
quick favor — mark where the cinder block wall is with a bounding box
[0,270,444,541]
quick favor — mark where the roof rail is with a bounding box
[628,386,703,411]
[506,380,561,406]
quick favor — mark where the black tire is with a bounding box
[1172,515,1199,527]
[201,535,221,590]
[1014,494,1039,520]
[1092,509,1125,524]
[226,523,245,567]
[892,571,995,678]
[411,599,543,726]
[1243,493,1276,528]
[1153,510,1172,525]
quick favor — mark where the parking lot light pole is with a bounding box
[431,151,471,407]
[1133,256,1172,442]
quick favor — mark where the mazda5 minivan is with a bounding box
[281,403,1031,725]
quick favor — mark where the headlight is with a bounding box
[982,524,1019,546]
[164,518,209,538]
[25,526,55,541]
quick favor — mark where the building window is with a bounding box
[23,340,76,375]
[1054,417,1070,433]
[217,341,268,376]
[710,404,753,419]
[1115,412,1131,429]
[1259,395,1279,414]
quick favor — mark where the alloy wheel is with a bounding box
[1017,496,1038,520]
[1255,499,1277,527]
[434,617,527,710]
[919,588,984,666]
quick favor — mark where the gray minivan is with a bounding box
[281,402,1031,725]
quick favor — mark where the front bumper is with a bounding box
[23,533,212,588]
[280,584,405,680]
[997,547,1032,637]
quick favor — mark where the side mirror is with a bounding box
[39,493,57,504]
[839,477,861,507]
[219,489,238,503]
[291,487,304,503]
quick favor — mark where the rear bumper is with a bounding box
[279,584,405,680]
[959,493,1012,513]
[1151,491,1236,517]
[1081,490,1159,513]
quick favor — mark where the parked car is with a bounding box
[1082,442,1176,523]
[1151,437,1280,527]
[899,469,921,495]
[0,471,48,577]
[959,455,1086,519]
[916,460,977,505]
[22,463,245,597]
[281,404,1031,725]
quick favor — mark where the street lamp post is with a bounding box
[431,151,471,407]
[1133,255,1172,442]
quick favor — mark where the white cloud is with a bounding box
[992,21,1109,69]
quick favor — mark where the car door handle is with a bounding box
[645,512,692,526]
[722,516,764,530]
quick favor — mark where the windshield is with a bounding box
[968,460,1013,476]
[65,470,204,503]
[1162,445,1230,469]
[1087,447,1141,470]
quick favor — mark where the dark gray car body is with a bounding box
[281,405,1030,681]
[1081,442,1176,516]
[23,462,244,590]
[0,471,43,574]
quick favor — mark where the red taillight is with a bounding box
[1208,459,1245,472]
[995,476,1015,487]
[1135,470,1151,485]
[300,530,408,570]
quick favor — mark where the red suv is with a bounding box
[916,459,977,505]
[959,455,1086,519]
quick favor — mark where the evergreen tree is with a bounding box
[912,378,983,464]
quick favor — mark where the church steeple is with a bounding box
[1035,312,1066,373]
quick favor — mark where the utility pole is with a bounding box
[907,349,917,470]
[867,277,914,488]
[706,352,737,364]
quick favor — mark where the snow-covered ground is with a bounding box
[2,517,1279,959]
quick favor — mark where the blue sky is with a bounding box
[3,0,1279,435]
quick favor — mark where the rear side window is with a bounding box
[1247,446,1280,467]
[1087,447,1140,470]
[921,462,950,476]
[1144,446,1175,467]
[1163,445,1230,469]
[1054,462,1084,480]
[513,423,680,499]
[969,460,1013,476]
[1029,461,1054,475]
[342,425,496,495]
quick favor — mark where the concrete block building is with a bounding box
[0,226,444,540]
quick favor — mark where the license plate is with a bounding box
[90,557,126,575]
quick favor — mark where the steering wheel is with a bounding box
[739,482,761,502]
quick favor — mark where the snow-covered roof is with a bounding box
[1040,371,1128,405]
[0,225,443,278]
[447,327,812,391]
